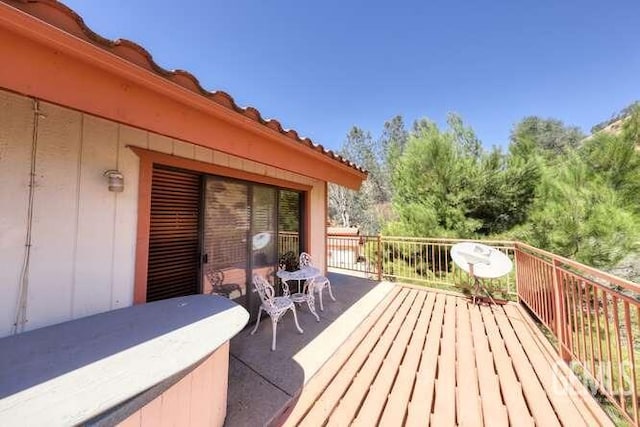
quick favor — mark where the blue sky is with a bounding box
[63,0,640,151]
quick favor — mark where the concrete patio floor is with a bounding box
[225,273,393,426]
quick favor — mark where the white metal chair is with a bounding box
[299,252,336,311]
[251,274,303,351]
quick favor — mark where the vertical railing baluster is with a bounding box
[534,257,543,325]
[568,274,575,357]
[415,239,419,282]
[563,272,575,358]
[552,259,570,361]
[623,302,638,423]
[376,235,382,281]
[593,287,604,388]
[577,281,588,368]
[546,262,553,327]
[437,242,442,283]
[612,295,625,409]
[536,258,544,324]
[570,278,582,364]
[514,248,522,303]
[602,291,614,396]
[585,283,596,382]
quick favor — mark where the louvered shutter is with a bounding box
[147,166,201,302]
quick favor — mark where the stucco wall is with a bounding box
[118,343,230,427]
[0,89,326,338]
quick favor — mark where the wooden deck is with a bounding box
[279,285,613,427]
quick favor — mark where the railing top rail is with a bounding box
[515,241,640,294]
[379,236,516,245]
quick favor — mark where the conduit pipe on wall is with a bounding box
[13,99,44,334]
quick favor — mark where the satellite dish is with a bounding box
[451,242,513,303]
[252,232,271,250]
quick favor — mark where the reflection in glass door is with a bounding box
[201,176,303,318]
[278,190,302,260]
[202,178,249,308]
[250,186,277,316]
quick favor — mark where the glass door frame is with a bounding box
[199,174,306,318]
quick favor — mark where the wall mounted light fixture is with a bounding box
[103,169,124,192]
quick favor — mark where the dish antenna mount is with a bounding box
[450,242,513,304]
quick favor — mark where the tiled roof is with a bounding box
[4,0,367,175]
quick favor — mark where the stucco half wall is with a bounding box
[0,88,327,338]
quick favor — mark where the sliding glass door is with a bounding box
[202,176,303,317]
[250,185,277,288]
[202,178,250,308]
[278,190,302,259]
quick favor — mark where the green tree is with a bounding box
[581,134,640,213]
[389,119,480,237]
[448,112,482,159]
[389,115,539,238]
[331,110,639,273]
[622,104,640,146]
[379,115,408,197]
[510,116,585,158]
[328,127,386,234]
[515,157,638,267]
[466,148,540,235]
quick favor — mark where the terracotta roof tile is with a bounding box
[4,0,367,175]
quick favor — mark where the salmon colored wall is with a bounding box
[0,89,327,336]
[118,342,229,427]
[309,183,327,273]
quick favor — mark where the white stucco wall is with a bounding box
[0,89,326,338]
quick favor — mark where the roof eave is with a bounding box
[0,0,368,189]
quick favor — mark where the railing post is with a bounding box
[513,245,521,303]
[377,234,382,281]
[552,258,571,362]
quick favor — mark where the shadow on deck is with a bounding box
[226,273,390,426]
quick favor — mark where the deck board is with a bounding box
[297,288,408,426]
[493,306,560,427]
[480,304,535,426]
[282,285,614,427]
[431,295,457,426]
[501,304,587,426]
[378,292,435,426]
[456,298,483,427]
[469,304,508,427]
[326,290,418,426]
[353,291,427,426]
[406,292,446,426]
[282,286,402,427]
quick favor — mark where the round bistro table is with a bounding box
[276,266,321,321]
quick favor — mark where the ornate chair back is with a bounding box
[299,252,313,268]
[252,274,276,310]
[276,267,292,297]
[206,269,224,294]
[298,251,336,311]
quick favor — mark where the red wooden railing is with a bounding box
[326,234,640,423]
[515,242,640,425]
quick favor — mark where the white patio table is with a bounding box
[276,266,321,321]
